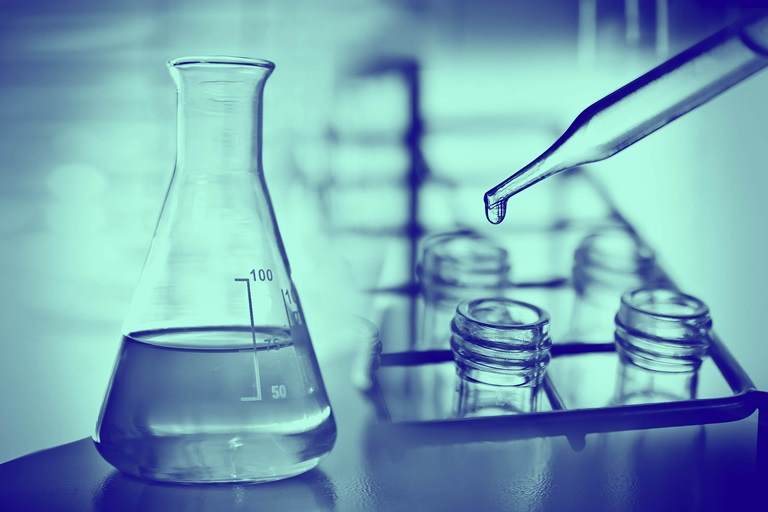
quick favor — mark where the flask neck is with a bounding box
[169,57,274,176]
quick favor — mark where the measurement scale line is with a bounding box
[279,288,311,390]
[235,277,262,401]
[279,289,294,329]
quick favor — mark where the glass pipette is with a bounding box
[484,14,768,224]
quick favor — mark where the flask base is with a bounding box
[92,331,337,484]
[93,436,329,484]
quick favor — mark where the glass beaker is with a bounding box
[612,288,711,404]
[567,226,659,343]
[93,57,336,483]
[417,230,511,350]
[451,298,551,417]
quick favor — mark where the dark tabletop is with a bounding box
[1,354,764,512]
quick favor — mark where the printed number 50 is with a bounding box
[271,384,287,399]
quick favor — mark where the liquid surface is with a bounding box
[94,327,336,483]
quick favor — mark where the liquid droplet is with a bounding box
[485,201,506,225]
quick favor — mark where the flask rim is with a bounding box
[620,288,709,320]
[168,55,276,71]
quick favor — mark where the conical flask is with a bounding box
[93,56,336,484]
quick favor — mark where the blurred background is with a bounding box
[1,0,767,463]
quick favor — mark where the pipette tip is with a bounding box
[484,194,507,225]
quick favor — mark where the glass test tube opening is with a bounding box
[614,288,712,373]
[419,231,511,290]
[451,298,552,387]
[417,231,511,350]
[568,227,659,343]
[573,228,658,297]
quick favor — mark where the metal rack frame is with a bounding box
[367,172,765,451]
[333,57,766,458]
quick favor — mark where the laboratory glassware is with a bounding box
[568,226,659,343]
[485,14,768,224]
[451,298,552,417]
[417,230,511,349]
[612,288,712,404]
[94,56,336,483]
[366,169,756,450]
[347,316,383,392]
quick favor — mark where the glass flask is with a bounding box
[612,288,712,404]
[451,298,551,417]
[417,230,511,350]
[567,226,659,343]
[93,56,336,483]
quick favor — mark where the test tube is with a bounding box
[451,298,552,417]
[612,288,712,404]
[567,226,659,343]
[417,231,511,350]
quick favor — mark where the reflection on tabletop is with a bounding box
[94,468,337,512]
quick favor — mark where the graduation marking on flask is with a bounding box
[235,272,264,402]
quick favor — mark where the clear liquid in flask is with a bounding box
[94,327,336,483]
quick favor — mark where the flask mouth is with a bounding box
[167,55,275,114]
[168,56,276,71]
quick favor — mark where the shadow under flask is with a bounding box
[451,298,552,417]
[612,288,712,404]
[93,56,336,483]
